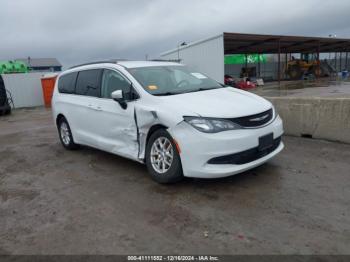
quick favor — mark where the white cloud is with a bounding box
[0,0,349,68]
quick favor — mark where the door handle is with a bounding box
[87,104,102,111]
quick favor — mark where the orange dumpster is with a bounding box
[41,74,58,107]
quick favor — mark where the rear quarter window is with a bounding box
[58,72,78,94]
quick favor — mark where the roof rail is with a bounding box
[151,59,182,63]
[69,59,128,69]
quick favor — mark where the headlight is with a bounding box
[183,116,241,133]
[272,105,279,119]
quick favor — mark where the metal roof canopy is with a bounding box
[223,32,350,54]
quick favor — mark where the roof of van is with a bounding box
[118,60,182,68]
[69,60,183,70]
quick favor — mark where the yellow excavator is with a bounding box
[285,53,330,80]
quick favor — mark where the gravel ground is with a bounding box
[0,107,349,255]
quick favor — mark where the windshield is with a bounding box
[128,66,224,96]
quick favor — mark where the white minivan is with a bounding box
[52,60,284,184]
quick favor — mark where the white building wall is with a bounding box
[160,34,225,83]
[2,73,45,108]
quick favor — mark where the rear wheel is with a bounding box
[287,65,303,80]
[58,117,79,150]
[145,129,183,184]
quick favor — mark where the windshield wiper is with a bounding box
[154,86,224,96]
[184,87,223,94]
[153,92,182,96]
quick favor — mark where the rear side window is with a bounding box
[58,72,78,94]
[75,69,102,97]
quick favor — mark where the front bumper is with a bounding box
[170,115,284,178]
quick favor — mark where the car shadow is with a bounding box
[69,144,283,193]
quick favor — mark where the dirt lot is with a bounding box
[0,107,349,255]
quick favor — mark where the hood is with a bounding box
[159,87,272,118]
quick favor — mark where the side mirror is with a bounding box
[111,90,127,109]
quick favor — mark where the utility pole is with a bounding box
[177,42,187,62]
[278,38,281,87]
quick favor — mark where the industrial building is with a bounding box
[160,32,350,83]
[15,57,62,72]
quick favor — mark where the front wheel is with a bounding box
[145,129,183,184]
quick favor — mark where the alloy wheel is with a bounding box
[150,137,174,174]
[60,122,71,146]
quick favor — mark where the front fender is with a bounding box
[134,105,184,160]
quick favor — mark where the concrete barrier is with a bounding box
[266,97,350,144]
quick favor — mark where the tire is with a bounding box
[4,107,11,115]
[309,66,325,77]
[57,117,79,150]
[145,129,183,184]
[287,65,303,80]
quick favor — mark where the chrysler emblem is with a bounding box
[250,114,269,122]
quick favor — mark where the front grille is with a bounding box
[229,108,273,128]
[208,136,281,165]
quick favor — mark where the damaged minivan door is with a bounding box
[89,69,140,159]
[96,69,138,159]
